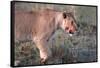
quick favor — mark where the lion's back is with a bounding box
[15,9,56,42]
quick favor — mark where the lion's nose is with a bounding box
[69,30,74,34]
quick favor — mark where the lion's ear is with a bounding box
[63,12,67,19]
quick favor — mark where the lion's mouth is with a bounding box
[66,30,77,36]
[64,30,74,37]
[68,31,78,37]
[64,28,78,37]
[69,31,74,36]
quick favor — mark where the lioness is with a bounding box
[15,9,77,64]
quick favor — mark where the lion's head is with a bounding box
[60,12,77,36]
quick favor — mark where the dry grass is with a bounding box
[14,2,97,66]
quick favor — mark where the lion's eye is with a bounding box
[65,27,69,30]
[71,21,73,25]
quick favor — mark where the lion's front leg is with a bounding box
[34,39,52,64]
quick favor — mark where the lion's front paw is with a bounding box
[40,58,48,64]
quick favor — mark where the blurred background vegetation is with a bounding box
[14,2,97,66]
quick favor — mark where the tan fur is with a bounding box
[15,9,77,64]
